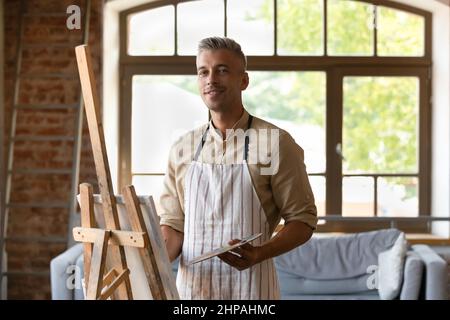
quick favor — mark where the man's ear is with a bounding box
[241,72,249,91]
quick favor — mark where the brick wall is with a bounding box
[3,0,103,299]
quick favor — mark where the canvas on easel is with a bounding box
[75,192,178,299]
[73,44,179,300]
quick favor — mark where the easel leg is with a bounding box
[123,185,167,299]
[86,230,110,300]
[79,183,96,292]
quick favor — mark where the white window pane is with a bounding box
[128,6,175,55]
[227,0,274,55]
[132,75,208,173]
[308,176,325,216]
[277,0,324,55]
[343,77,419,174]
[132,175,165,213]
[177,0,224,55]
[342,177,374,217]
[378,177,418,217]
[244,71,326,173]
[328,0,374,56]
[377,6,425,57]
[132,175,165,197]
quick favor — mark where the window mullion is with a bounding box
[174,3,178,55]
[374,5,378,56]
[274,0,277,55]
[419,72,431,216]
[326,70,343,216]
[224,0,227,37]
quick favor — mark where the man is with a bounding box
[159,37,317,300]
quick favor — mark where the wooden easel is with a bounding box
[73,45,178,300]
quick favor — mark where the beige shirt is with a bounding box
[159,109,318,234]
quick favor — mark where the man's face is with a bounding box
[196,49,249,113]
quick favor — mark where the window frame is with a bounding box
[119,0,432,233]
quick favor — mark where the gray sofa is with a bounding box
[50,228,448,300]
[274,229,448,300]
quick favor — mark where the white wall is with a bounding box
[103,1,450,236]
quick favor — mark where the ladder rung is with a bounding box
[23,42,82,49]
[2,271,50,277]
[5,235,66,243]
[8,168,72,175]
[11,135,75,142]
[15,103,79,110]
[19,72,78,79]
[7,202,70,209]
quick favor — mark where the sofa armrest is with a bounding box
[412,244,448,300]
[50,243,83,300]
[400,251,424,300]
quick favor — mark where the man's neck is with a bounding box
[210,107,244,139]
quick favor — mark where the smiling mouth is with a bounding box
[204,88,225,95]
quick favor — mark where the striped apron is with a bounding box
[176,115,280,300]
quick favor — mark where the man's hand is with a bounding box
[218,239,262,271]
[161,225,183,262]
[219,221,313,271]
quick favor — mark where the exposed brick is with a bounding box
[18,78,80,105]
[10,173,72,203]
[23,16,83,44]
[6,242,66,272]
[3,0,20,14]
[13,140,74,169]
[26,0,84,13]
[3,0,103,299]
[21,48,100,76]
[7,275,51,300]
[8,208,69,238]
[15,108,77,135]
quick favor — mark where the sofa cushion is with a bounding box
[274,228,402,280]
[378,232,407,300]
[277,269,376,295]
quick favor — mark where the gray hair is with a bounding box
[198,37,247,70]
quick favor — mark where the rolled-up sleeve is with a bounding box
[270,132,318,230]
[158,142,185,233]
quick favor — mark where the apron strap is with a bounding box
[193,114,254,162]
[193,123,210,161]
[244,115,253,161]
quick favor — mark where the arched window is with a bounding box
[119,0,432,233]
